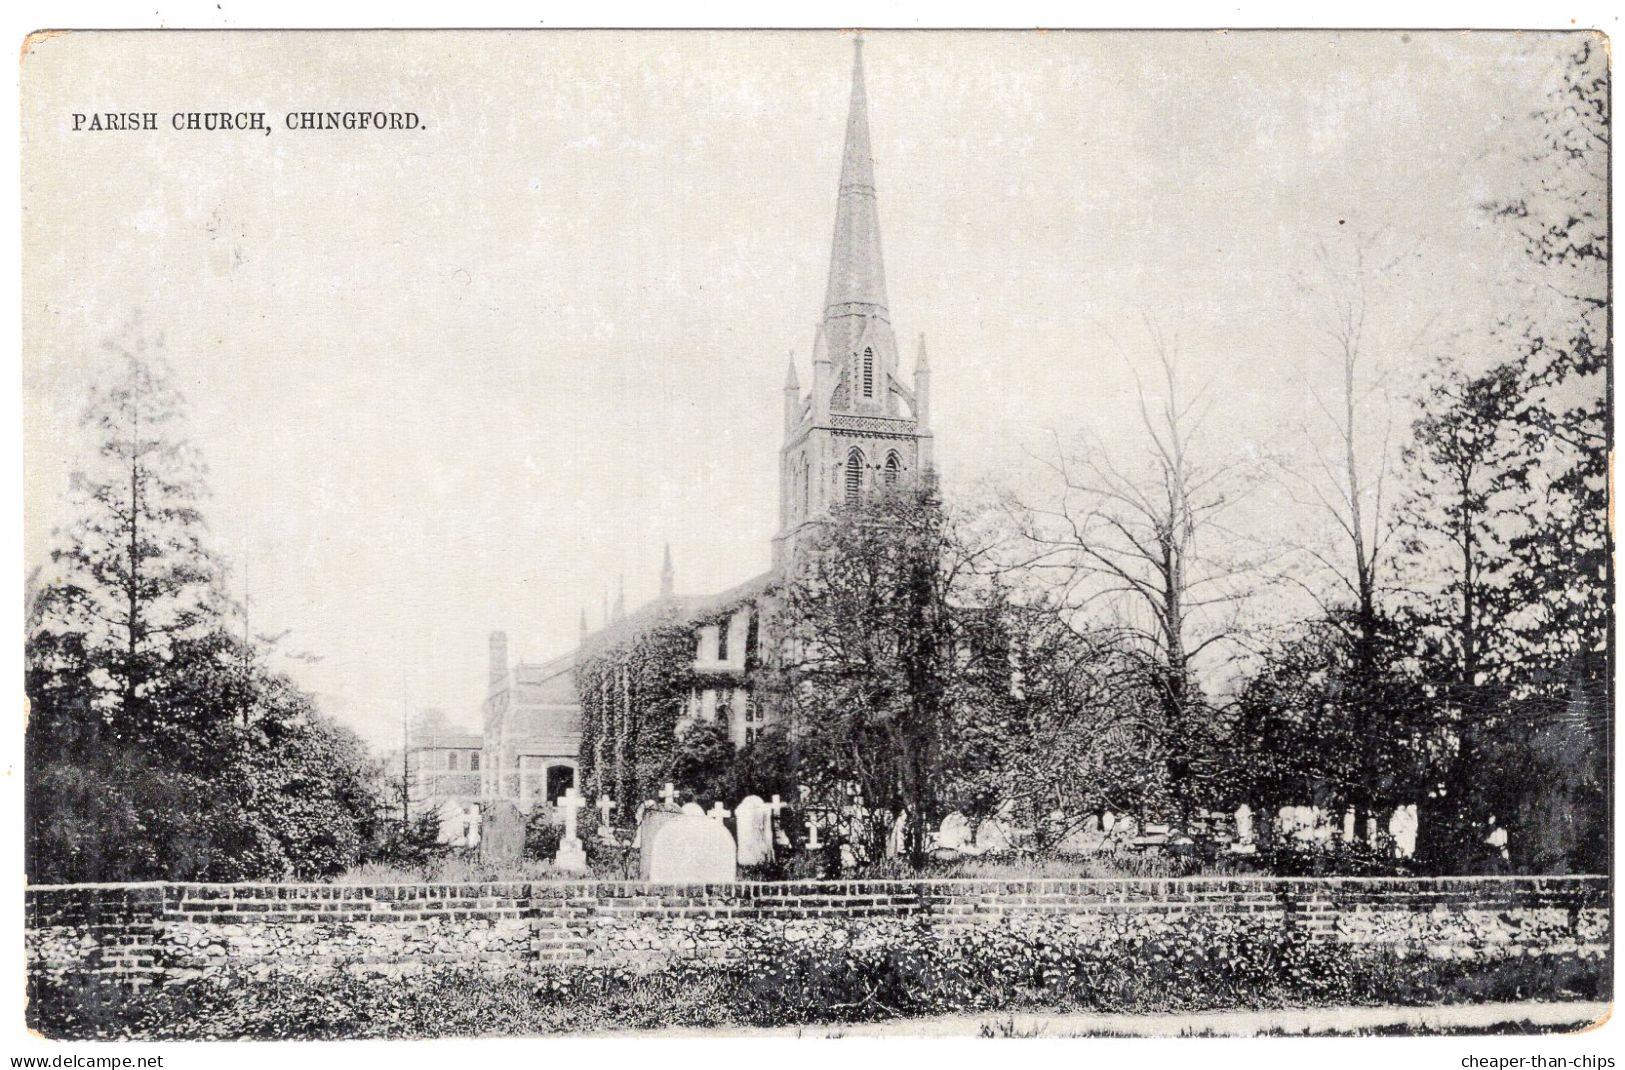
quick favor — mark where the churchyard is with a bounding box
[335,779,1423,887]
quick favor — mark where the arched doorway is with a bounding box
[545,764,576,803]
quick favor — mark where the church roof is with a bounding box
[409,731,482,750]
[567,569,775,659]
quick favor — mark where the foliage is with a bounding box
[945,596,1170,850]
[575,620,698,816]
[524,812,563,861]
[1226,613,1432,833]
[25,337,384,883]
[667,720,738,803]
[772,481,990,865]
[29,920,1608,1039]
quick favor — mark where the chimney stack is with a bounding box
[488,630,509,691]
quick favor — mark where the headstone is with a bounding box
[885,810,909,858]
[1389,804,1419,858]
[596,794,617,838]
[734,795,775,866]
[974,816,1013,854]
[1235,804,1254,843]
[478,799,525,863]
[636,802,683,878]
[647,813,737,883]
[681,801,705,816]
[936,812,973,851]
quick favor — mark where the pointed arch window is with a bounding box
[861,347,874,398]
[845,447,866,503]
[884,451,902,486]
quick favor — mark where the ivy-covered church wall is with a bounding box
[575,621,696,815]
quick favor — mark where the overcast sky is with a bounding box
[21,29,1591,750]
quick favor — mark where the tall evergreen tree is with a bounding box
[26,329,384,882]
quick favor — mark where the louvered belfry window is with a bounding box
[845,448,865,503]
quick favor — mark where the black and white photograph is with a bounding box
[10,13,1615,1049]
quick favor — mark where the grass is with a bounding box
[332,847,1237,885]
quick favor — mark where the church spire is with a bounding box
[823,35,888,325]
[660,543,675,598]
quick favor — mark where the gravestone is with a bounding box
[479,799,526,863]
[647,813,736,883]
[1389,804,1419,858]
[1235,804,1254,843]
[936,812,973,852]
[553,787,588,874]
[636,802,683,879]
[681,801,705,816]
[885,809,909,858]
[974,816,1014,854]
[734,795,774,865]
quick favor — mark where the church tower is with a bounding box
[773,38,934,571]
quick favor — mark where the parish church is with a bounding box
[472,39,938,814]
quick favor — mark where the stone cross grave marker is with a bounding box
[553,787,588,874]
[707,801,731,822]
[805,812,822,849]
[647,812,736,883]
[660,782,680,805]
[596,795,617,838]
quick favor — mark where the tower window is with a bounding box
[447,752,460,772]
[884,452,902,486]
[861,347,874,398]
[470,753,480,772]
[845,448,865,503]
[717,617,730,662]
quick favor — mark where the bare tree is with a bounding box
[1008,320,1260,822]
[1281,238,1418,629]
[1269,237,1434,840]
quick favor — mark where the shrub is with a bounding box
[28,915,1609,1039]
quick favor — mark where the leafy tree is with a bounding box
[773,480,988,865]
[1228,613,1431,851]
[1397,360,1525,871]
[1476,37,1610,873]
[945,594,1166,853]
[733,725,798,802]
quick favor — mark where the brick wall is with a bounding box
[25,876,1611,987]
